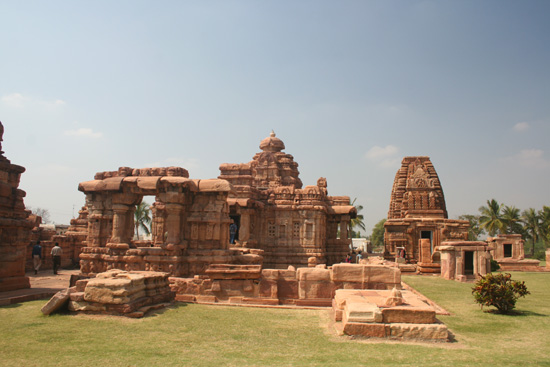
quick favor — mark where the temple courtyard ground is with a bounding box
[0,271,548,366]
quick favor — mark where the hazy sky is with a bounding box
[1,1,549,234]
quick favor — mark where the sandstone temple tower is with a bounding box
[219,131,356,268]
[384,157,469,273]
[0,122,33,291]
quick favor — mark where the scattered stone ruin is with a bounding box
[41,270,173,318]
[219,131,356,268]
[384,157,473,273]
[0,122,33,292]
[488,234,541,271]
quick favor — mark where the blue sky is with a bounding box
[1,1,549,234]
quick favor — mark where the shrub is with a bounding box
[472,273,529,314]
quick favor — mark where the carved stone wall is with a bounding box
[487,234,541,271]
[0,122,33,291]
[219,132,356,268]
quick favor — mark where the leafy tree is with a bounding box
[479,199,504,236]
[350,198,365,238]
[458,214,482,240]
[134,202,152,239]
[521,208,541,256]
[28,206,51,224]
[472,273,529,314]
[501,205,524,235]
[539,206,550,246]
[369,218,386,251]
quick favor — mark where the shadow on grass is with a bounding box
[0,303,23,309]
[483,309,547,317]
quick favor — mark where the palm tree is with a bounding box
[350,198,366,238]
[539,206,550,246]
[501,205,523,235]
[521,208,541,256]
[479,199,504,236]
[134,201,152,239]
[458,214,482,240]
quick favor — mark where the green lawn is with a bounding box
[1,271,549,366]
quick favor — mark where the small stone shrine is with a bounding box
[0,122,33,292]
[219,131,356,268]
[384,157,470,273]
[488,234,541,271]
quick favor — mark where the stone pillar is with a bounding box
[546,249,550,270]
[111,204,134,244]
[151,201,166,245]
[339,219,348,239]
[438,246,456,280]
[165,203,184,245]
[239,211,251,243]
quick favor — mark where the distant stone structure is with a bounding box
[438,241,492,281]
[27,207,88,272]
[384,157,471,273]
[488,234,541,271]
[219,131,356,268]
[0,122,33,292]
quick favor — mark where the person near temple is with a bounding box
[31,241,42,275]
[51,242,62,275]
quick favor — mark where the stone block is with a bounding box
[175,294,196,303]
[297,267,330,281]
[41,289,70,315]
[344,302,383,323]
[388,323,448,341]
[195,295,217,303]
[343,322,387,338]
[381,308,436,324]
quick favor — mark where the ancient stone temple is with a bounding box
[78,167,261,277]
[0,122,33,292]
[219,131,356,268]
[384,157,469,273]
[488,234,541,271]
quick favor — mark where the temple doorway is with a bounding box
[504,243,512,258]
[464,251,474,275]
[421,231,433,253]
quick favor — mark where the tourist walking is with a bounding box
[51,242,62,274]
[31,241,42,274]
[229,221,238,244]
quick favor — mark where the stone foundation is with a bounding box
[170,263,402,306]
[332,289,448,341]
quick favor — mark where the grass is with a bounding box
[1,271,549,366]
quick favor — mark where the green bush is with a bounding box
[472,273,530,314]
[490,259,501,272]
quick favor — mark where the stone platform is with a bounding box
[332,289,448,341]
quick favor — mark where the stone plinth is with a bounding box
[170,264,403,307]
[333,289,448,341]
